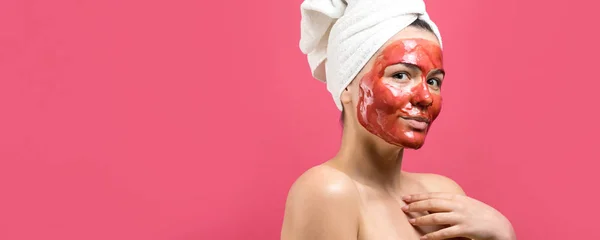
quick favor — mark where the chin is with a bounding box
[375,135,426,150]
[403,142,425,150]
[391,140,425,150]
[361,124,429,150]
[386,135,427,150]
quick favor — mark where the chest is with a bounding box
[355,185,442,240]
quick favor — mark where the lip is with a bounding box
[401,116,430,123]
[400,116,430,131]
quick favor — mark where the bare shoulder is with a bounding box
[408,172,466,195]
[287,164,360,199]
[281,164,360,240]
[284,165,361,209]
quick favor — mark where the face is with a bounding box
[356,37,444,149]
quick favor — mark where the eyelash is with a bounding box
[392,72,443,89]
[392,72,411,80]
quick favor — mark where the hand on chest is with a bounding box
[357,187,444,240]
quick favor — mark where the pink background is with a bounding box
[1,0,599,239]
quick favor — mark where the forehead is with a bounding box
[373,27,443,67]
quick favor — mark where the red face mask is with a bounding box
[357,38,444,149]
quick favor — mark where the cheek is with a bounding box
[370,81,412,111]
[430,95,443,120]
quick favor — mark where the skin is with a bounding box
[281,27,516,240]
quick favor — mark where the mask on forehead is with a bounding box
[357,38,444,149]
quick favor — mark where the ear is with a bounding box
[340,86,352,105]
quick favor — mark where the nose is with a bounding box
[410,80,433,108]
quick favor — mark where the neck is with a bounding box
[332,123,405,191]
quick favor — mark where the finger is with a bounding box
[402,199,458,213]
[409,212,461,226]
[403,192,458,203]
[421,225,464,240]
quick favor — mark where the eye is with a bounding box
[427,78,442,88]
[392,72,410,80]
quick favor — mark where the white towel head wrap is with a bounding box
[300,0,443,111]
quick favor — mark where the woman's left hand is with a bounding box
[402,192,516,240]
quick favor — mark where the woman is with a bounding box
[281,0,516,240]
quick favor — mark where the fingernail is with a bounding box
[401,205,409,211]
[420,236,428,240]
[402,195,411,201]
[409,218,416,224]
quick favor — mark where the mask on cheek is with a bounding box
[357,38,443,149]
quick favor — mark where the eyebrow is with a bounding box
[394,63,445,76]
[429,69,445,77]
[396,63,421,72]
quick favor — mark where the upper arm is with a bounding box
[281,166,360,240]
